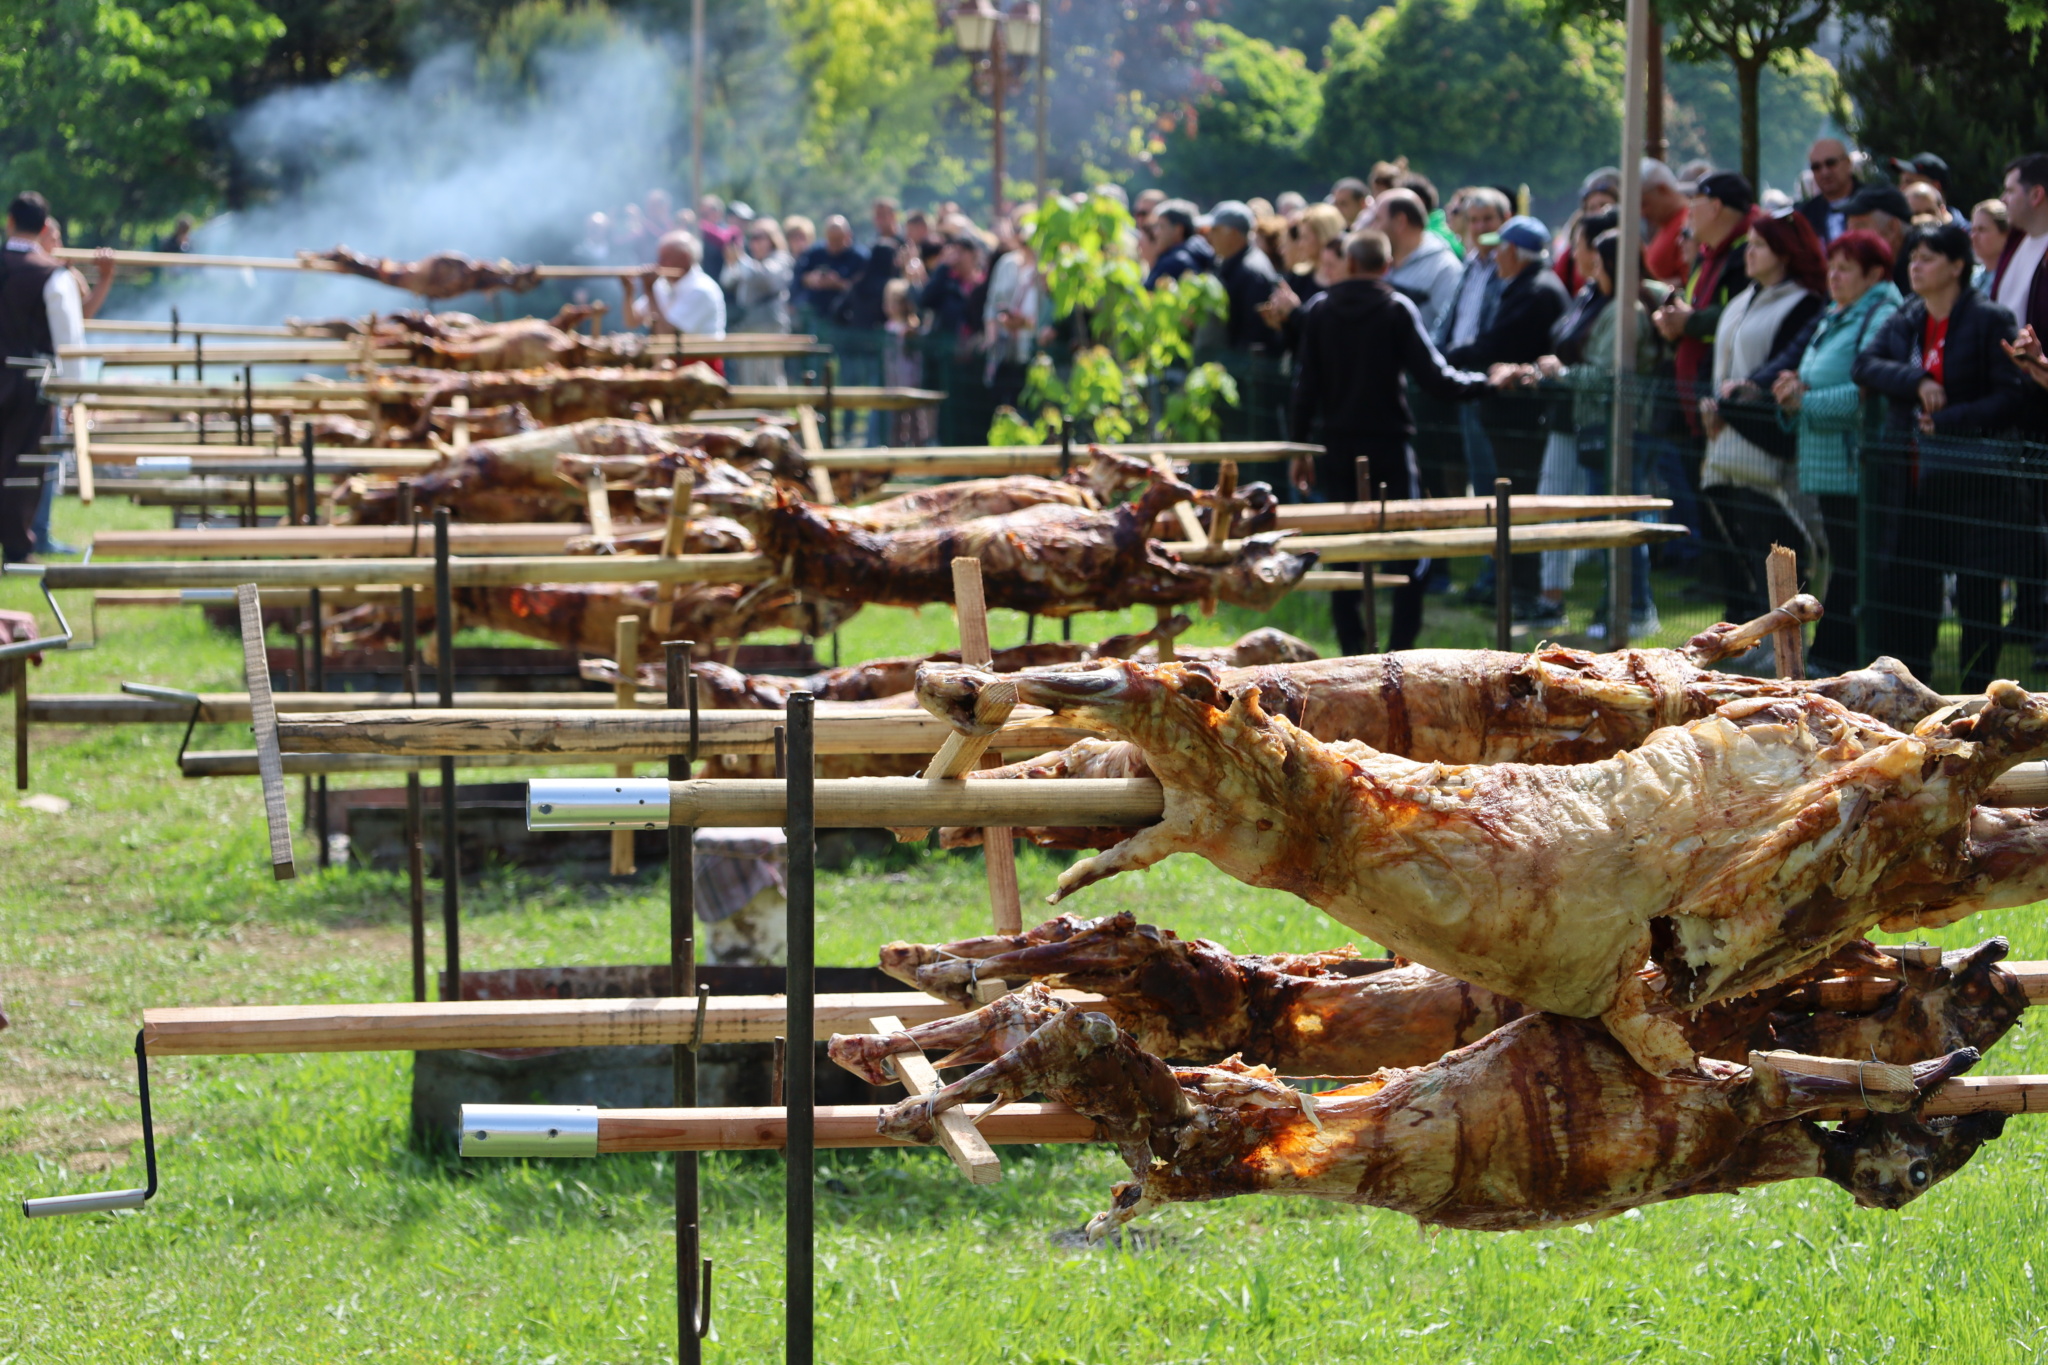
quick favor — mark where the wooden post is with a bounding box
[73,403,94,505]
[612,614,641,877]
[649,467,694,638]
[236,584,296,880]
[1356,455,1377,653]
[939,557,1024,934]
[1208,460,1238,549]
[449,392,470,455]
[795,405,837,504]
[869,1014,1002,1184]
[1767,544,1805,680]
[584,467,614,546]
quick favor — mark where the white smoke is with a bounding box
[120,33,684,325]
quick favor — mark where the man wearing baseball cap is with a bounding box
[1142,199,1213,288]
[1199,198,1285,448]
[1445,213,1571,617]
[1654,170,1759,433]
[1845,182,1915,292]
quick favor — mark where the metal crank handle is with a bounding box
[23,1032,157,1218]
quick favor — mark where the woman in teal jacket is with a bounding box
[1770,230,1903,672]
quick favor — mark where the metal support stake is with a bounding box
[401,483,426,1002]
[434,507,460,1001]
[821,361,836,450]
[1609,0,1651,647]
[665,637,711,1358]
[1356,455,1377,653]
[1494,478,1513,651]
[22,1032,157,1218]
[302,425,328,869]
[784,692,816,1365]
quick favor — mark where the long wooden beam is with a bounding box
[276,707,1089,757]
[1172,521,1688,565]
[91,523,658,559]
[565,1074,2048,1153]
[61,344,407,365]
[31,691,684,724]
[37,553,774,590]
[809,441,1320,476]
[1272,494,1669,534]
[87,318,299,338]
[46,379,943,411]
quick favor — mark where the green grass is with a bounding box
[4,497,2047,1362]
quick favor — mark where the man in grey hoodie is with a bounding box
[1376,189,1462,336]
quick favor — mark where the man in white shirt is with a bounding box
[625,230,726,338]
[1995,155,2048,337]
[1,192,85,562]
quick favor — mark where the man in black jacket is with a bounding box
[1445,214,1571,615]
[1289,229,1491,653]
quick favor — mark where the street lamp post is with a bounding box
[950,1,1041,217]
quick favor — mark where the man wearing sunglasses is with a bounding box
[1795,138,1859,245]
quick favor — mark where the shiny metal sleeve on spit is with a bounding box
[459,1104,600,1158]
[526,777,671,831]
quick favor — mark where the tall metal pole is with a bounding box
[666,639,707,1363]
[783,692,815,1365]
[990,32,1007,217]
[1033,11,1048,205]
[434,507,460,1002]
[691,0,706,210]
[1610,0,1651,647]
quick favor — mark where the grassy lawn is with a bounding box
[3,497,2046,1362]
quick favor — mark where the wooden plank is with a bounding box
[871,1013,1002,1184]
[236,584,296,880]
[584,468,615,545]
[808,441,1321,476]
[1271,494,1671,535]
[594,1102,1100,1153]
[89,524,653,559]
[659,777,1161,828]
[611,614,640,877]
[1768,544,1805,680]
[41,553,775,591]
[275,707,1087,756]
[72,404,93,504]
[140,989,1102,1055]
[648,466,694,637]
[87,319,300,338]
[1749,1048,1916,1095]
[1163,520,1690,565]
[1917,1074,2048,1118]
[943,558,1023,933]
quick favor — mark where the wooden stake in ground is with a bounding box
[1151,452,1208,544]
[795,405,837,505]
[648,467,695,637]
[922,558,1024,933]
[236,584,296,880]
[72,403,94,505]
[584,467,615,547]
[869,1014,1002,1184]
[1767,544,1805,680]
[612,614,641,877]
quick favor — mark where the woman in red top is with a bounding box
[1852,221,2028,689]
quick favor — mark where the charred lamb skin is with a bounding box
[846,988,2003,1233]
[916,659,2048,1073]
[871,912,2028,1078]
[310,246,543,298]
[747,470,1315,616]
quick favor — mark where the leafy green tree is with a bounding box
[991,194,1235,444]
[1662,0,1831,189]
[1663,48,1841,193]
[1153,23,1322,205]
[1841,0,2048,205]
[1311,0,1623,206]
[0,0,285,243]
[1210,0,1382,63]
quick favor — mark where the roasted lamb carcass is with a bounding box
[846,989,2002,1234]
[368,363,730,441]
[917,659,2048,1073]
[862,913,2030,1077]
[333,419,782,526]
[745,470,1315,616]
[306,246,543,298]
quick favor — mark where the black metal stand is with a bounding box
[434,508,460,1001]
[665,638,712,1359]
[1494,478,1513,652]
[783,693,815,1365]
[1355,456,1377,653]
[304,425,329,869]
[400,484,427,1002]
[21,1032,157,1218]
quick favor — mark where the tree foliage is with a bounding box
[1311,0,1622,206]
[1663,0,1832,188]
[1663,47,1840,193]
[991,194,1235,444]
[0,0,285,243]
[1153,23,1321,206]
[1840,0,2048,205]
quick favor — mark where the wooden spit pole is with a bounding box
[130,964,2048,1056]
[1767,544,1806,680]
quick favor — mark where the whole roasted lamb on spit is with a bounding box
[915,658,2048,1074]
[305,246,543,298]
